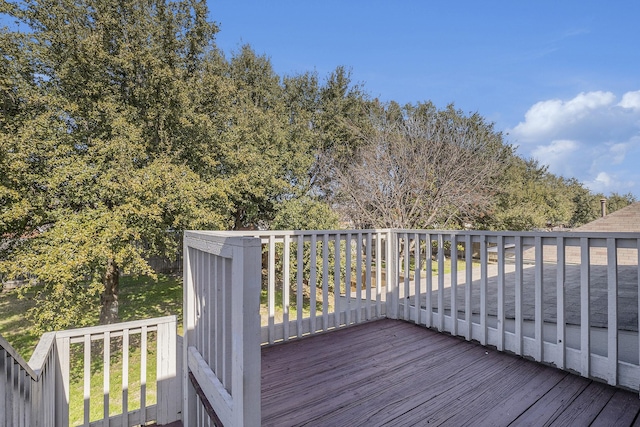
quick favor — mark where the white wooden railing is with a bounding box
[183,232,261,427]
[254,230,393,344]
[8,228,636,427]
[1,316,180,427]
[393,230,640,391]
[239,229,640,393]
[1,332,55,427]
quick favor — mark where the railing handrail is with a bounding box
[212,228,640,238]
[54,314,176,339]
[192,228,393,238]
[0,333,40,379]
[394,228,640,236]
[222,228,640,251]
[27,331,56,378]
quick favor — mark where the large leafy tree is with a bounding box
[196,50,363,230]
[482,157,578,230]
[212,46,319,229]
[0,0,228,329]
[312,66,372,198]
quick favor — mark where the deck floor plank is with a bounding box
[511,373,592,426]
[262,323,470,424]
[591,389,640,427]
[290,337,496,426]
[340,343,524,426]
[261,319,640,427]
[546,382,616,426]
[262,320,429,384]
[462,363,568,426]
[404,355,568,427]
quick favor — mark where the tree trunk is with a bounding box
[233,207,245,230]
[100,258,120,324]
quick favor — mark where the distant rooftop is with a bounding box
[574,202,640,233]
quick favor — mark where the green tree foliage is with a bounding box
[211,46,319,229]
[0,24,37,238]
[482,157,578,230]
[0,0,228,329]
[0,1,347,329]
[570,191,636,227]
[569,185,598,227]
[481,155,636,231]
[317,67,371,158]
[311,67,373,196]
[271,197,339,231]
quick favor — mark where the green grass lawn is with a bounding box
[0,285,41,359]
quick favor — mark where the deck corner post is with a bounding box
[386,229,399,319]
[231,236,262,426]
[182,232,197,427]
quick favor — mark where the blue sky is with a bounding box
[209,1,640,197]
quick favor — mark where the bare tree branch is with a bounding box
[328,103,510,229]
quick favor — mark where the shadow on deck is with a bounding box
[261,319,640,426]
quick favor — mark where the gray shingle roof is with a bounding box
[574,202,640,232]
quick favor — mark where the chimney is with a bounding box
[600,198,607,217]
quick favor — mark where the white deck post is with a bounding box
[183,233,261,427]
[231,237,262,426]
[386,229,399,319]
[450,233,458,336]
[580,237,591,377]
[157,317,179,424]
[606,238,618,386]
[556,236,566,370]
[54,336,69,427]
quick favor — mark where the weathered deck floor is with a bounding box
[261,319,640,426]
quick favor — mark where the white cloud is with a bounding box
[584,171,638,194]
[619,90,640,111]
[508,90,640,196]
[531,139,580,176]
[510,91,616,142]
[585,172,615,193]
[593,172,613,187]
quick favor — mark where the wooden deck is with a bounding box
[261,319,640,426]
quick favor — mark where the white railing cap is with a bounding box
[54,315,176,339]
[0,333,39,378]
